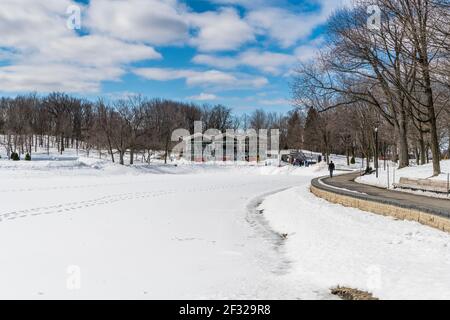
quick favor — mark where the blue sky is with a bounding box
[0,0,348,114]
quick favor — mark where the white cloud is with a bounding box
[247,8,318,48]
[294,39,324,63]
[86,0,189,45]
[38,35,161,67]
[0,0,162,93]
[259,98,292,106]
[133,68,194,81]
[209,0,274,7]
[0,0,71,48]
[187,93,218,101]
[0,0,349,94]
[281,37,325,77]
[0,64,123,93]
[246,0,348,48]
[189,7,255,52]
[133,68,268,89]
[192,55,238,69]
[238,50,296,74]
[194,49,296,75]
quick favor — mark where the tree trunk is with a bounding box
[106,137,114,163]
[420,64,441,173]
[346,147,350,166]
[6,135,11,159]
[130,149,134,165]
[420,41,441,175]
[396,118,409,169]
[60,135,64,154]
[415,147,420,166]
[164,137,170,164]
[119,151,125,165]
[419,131,426,165]
[428,113,441,176]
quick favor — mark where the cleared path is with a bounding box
[314,172,450,218]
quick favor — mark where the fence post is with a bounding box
[447,173,449,197]
[387,163,390,189]
[393,168,396,187]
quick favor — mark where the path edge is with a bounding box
[311,176,450,233]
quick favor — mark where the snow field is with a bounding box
[1,150,448,299]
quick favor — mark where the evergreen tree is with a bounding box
[303,108,322,152]
[11,152,20,161]
[286,110,304,150]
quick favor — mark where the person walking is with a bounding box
[328,161,335,178]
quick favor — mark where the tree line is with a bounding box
[0,93,304,164]
[293,0,450,175]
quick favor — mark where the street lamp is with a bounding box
[375,127,379,178]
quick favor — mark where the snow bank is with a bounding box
[356,160,450,192]
[259,186,450,300]
[0,150,346,176]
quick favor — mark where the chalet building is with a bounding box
[179,132,275,163]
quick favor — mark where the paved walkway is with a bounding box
[312,172,450,218]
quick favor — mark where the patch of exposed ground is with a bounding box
[331,287,379,300]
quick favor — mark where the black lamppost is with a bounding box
[375,127,379,178]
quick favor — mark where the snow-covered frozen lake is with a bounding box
[0,157,321,299]
[1,156,450,300]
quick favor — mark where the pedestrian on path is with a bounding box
[328,161,335,178]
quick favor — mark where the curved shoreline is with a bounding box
[311,173,450,233]
[245,188,294,276]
